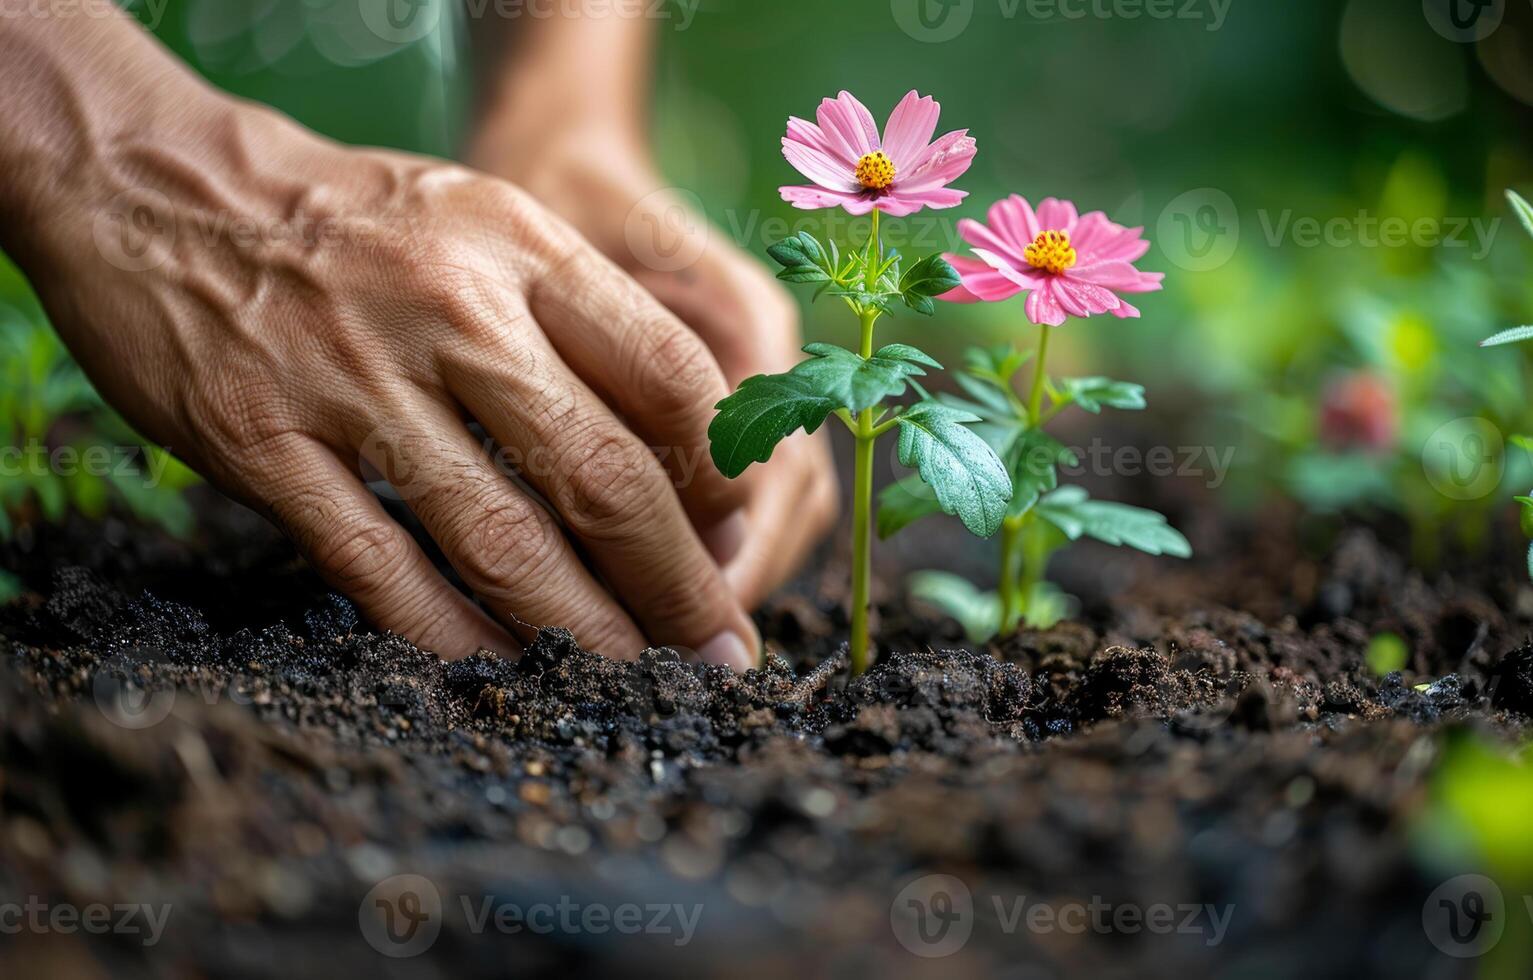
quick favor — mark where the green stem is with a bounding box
[998,517,1021,633]
[850,301,879,675]
[1026,324,1052,428]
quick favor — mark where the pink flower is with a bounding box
[942,195,1164,326]
[779,90,977,217]
[1319,372,1398,453]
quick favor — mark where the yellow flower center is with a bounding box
[854,150,896,191]
[1024,230,1078,275]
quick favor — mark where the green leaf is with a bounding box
[899,254,962,315]
[876,475,944,539]
[1034,486,1192,557]
[1005,429,1078,517]
[1481,326,1533,348]
[766,232,834,285]
[1516,495,1533,539]
[894,401,1012,538]
[909,571,1001,643]
[0,569,20,604]
[1365,632,1409,676]
[801,342,940,413]
[951,372,1017,420]
[1057,377,1147,413]
[1509,189,1533,241]
[709,367,842,478]
[964,344,1033,386]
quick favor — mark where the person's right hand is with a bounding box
[6,94,763,669]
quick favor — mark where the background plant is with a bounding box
[0,255,197,601]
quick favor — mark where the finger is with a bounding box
[251,436,517,660]
[359,405,649,660]
[527,246,748,537]
[441,333,761,671]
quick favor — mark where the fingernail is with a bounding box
[699,630,755,672]
[702,509,748,565]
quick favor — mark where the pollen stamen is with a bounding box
[854,151,896,191]
[1024,230,1077,275]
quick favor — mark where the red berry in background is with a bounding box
[1320,372,1398,452]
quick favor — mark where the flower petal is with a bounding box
[1035,197,1079,234]
[880,187,967,215]
[958,217,1028,265]
[815,91,880,164]
[1054,277,1123,317]
[781,137,858,192]
[881,91,940,172]
[1025,280,1068,326]
[988,194,1041,254]
[1066,260,1159,291]
[971,247,1044,289]
[897,130,977,192]
[786,115,857,168]
[779,184,875,214]
[941,253,1024,303]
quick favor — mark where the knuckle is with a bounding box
[307,514,413,595]
[638,575,719,640]
[450,496,557,592]
[555,430,664,539]
[637,324,724,421]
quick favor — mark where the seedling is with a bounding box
[0,255,197,605]
[1478,190,1533,581]
[881,195,1190,641]
[708,91,1010,673]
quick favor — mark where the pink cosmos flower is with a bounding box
[779,90,977,217]
[942,195,1164,326]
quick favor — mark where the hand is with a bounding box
[6,96,763,668]
[467,123,839,609]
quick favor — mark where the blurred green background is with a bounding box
[5,0,1533,550]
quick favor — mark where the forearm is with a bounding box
[0,7,233,239]
[466,11,656,179]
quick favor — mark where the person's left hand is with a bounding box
[467,123,838,609]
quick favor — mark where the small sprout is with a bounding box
[1365,632,1409,676]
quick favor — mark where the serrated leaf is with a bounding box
[909,571,1002,643]
[1516,495,1533,539]
[895,401,1012,538]
[1035,486,1192,557]
[801,342,940,413]
[709,367,842,478]
[1057,376,1147,413]
[876,475,944,539]
[766,232,834,284]
[899,254,962,315]
[1006,429,1079,517]
[1481,326,1533,348]
[1509,189,1533,241]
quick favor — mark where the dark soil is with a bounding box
[3,488,1532,979]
